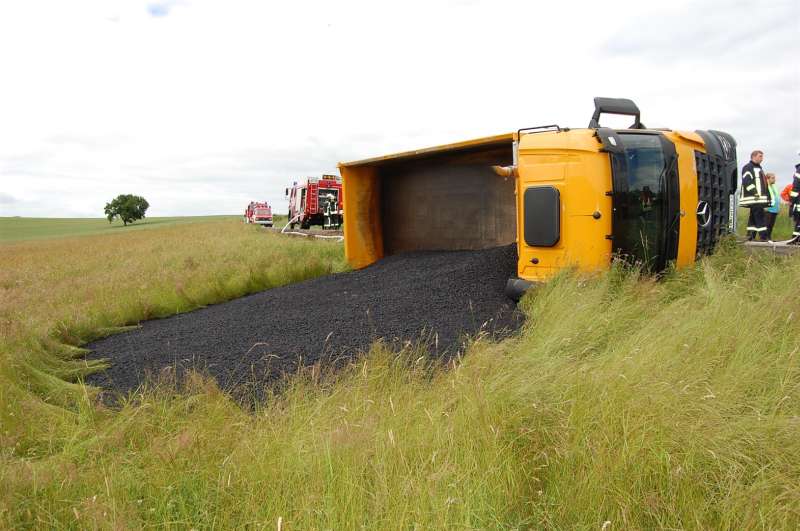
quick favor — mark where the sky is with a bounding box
[0,0,798,217]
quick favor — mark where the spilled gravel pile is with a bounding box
[86,244,523,396]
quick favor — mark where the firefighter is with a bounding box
[739,149,771,241]
[789,155,800,245]
[322,193,336,230]
[328,194,341,229]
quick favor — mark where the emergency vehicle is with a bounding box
[244,202,273,226]
[286,175,343,230]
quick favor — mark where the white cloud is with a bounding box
[0,0,798,217]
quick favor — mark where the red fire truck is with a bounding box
[286,175,343,230]
[244,201,273,226]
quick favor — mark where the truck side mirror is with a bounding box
[285,188,288,196]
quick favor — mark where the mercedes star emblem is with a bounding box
[696,201,712,228]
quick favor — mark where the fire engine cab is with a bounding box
[286,175,343,230]
[244,201,273,226]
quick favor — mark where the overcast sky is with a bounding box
[1,0,798,217]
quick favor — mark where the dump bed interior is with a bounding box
[340,134,517,269]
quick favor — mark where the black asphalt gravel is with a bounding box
[85,244,523,396]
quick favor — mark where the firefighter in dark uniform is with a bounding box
[739,149,771,241]
[322,193,336,230]
[789,155,800,245]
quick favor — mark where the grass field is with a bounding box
[0,215,243,243]
[1,217,798,528]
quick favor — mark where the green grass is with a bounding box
[1,220,798,529]
[0,215,241,243]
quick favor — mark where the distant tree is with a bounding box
[104,194,150,226]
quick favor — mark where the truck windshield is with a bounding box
[615,133,667,269]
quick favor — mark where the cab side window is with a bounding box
[524,186,560,247]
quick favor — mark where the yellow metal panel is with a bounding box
[518,128,600,153]
[340,164,383,269]
[663,131,704,267]
[340,133,515,167]
[672,130,706,147]
[516,129,612,282]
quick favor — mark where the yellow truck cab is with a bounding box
[339,98,738,299]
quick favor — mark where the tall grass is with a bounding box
[1,220,799,529]
[0,219,346,431]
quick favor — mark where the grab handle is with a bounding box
[588,97,645,129]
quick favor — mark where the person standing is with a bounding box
[789,155,800,245]
[764,173,780,241]
[739,150,771,241]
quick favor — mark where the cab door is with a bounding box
[516,129,613,282]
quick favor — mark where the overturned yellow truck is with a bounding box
[339,98,738,299]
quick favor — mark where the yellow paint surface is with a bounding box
[516,129,613,282]
[340,127,716,283]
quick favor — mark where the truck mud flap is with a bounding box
[505,277,536,302]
